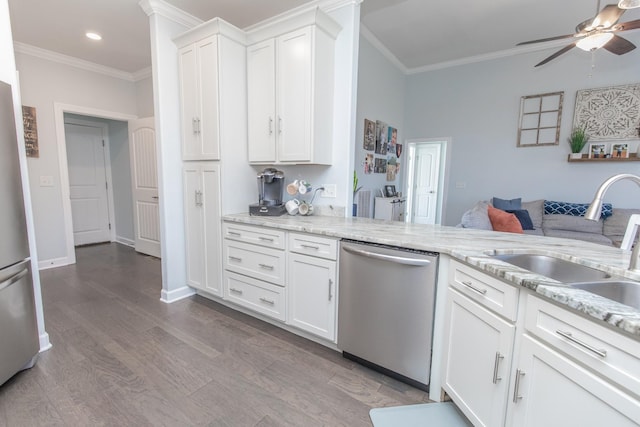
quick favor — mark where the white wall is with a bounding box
[404,48,640,226]
[353,35,405,217]
[135,77,154,117]
[15,52,140,264]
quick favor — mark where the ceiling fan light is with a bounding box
[576,32,614,51]
[618,0,640,9]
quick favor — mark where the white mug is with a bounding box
[286,180,299,196]
[298,180,312,194]
[285,199,300,215]
[298,201,314,216]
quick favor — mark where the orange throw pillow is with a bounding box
[488,206,524,234]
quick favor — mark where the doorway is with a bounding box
[54,104,139,266]
[64,117,114,246]
[405,138,449,224]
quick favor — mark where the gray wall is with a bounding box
[354,36,406,216]
[404,49,640,225]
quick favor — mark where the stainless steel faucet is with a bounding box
[585,173,640,271]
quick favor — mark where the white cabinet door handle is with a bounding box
[230,288,243,295]
[269,117,273,135]
[259,297,275,305]
[278,116,283,134]
[228,256,242,262]
[512,369,525,403]
[258,263,274,270]
[492,352,504,384]
[328,278,333,301]
[556,330,607,358]
[461,280,487,295]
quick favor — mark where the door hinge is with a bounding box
[105,182,108,190]
[108,223,111,230]
[102,140,105,147]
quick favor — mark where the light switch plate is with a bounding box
[40,176,54,187]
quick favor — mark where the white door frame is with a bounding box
[64,116,116,246]
[54,103,136,266]
[404,138,451,225]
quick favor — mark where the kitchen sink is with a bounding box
[570,281,640,311]
[492,254,612,283]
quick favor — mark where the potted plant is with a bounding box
[568,127,589,159]
[353,171,362,216]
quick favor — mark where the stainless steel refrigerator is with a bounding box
[0,80,39,386]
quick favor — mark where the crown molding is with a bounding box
[359,25,408,74]
[244,0,358,33]
[138,0,202,28]
[405,39,573,74]
[12,42,151,82]
[360,25,576,76]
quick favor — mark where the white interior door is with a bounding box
[129,117,161,258]
[65,123,111,246]
[411,144,441,225]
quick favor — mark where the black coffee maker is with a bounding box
[249,168,287,216]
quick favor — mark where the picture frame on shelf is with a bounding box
[611,143,629,158]
[589,143,607,159]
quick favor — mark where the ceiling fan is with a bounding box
[517,1,640,67]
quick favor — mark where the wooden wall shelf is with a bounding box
[567,153,640,163]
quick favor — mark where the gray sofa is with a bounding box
[460,199,640,247]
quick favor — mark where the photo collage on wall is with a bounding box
[363,118,402,181]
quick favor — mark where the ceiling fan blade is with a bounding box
[612,19,640,32]
[534,43,577,67]
[603,34,636,55]
[589,4,625,30]
[517,34,577,46]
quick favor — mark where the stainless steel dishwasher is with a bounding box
[338,240,438,391]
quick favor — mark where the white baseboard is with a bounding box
[39,332,52,352]
[115,236,135,247]
[38,256,73,270]
[160,286,196,303]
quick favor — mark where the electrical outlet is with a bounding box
[322,184,337,198]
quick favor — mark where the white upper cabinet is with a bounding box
[246,8,341,165]
[176,19,246,161]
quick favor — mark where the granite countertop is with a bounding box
[223,213,640,338]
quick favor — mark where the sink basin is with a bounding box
[570,281,640,311]
[492,254,611,283]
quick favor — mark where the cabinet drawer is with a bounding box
[223,222,285,250]
[525,294,640,398]
[449,260,519,321]
[223,240,286,286]
[224,271,285,322]
[288,233,337,260]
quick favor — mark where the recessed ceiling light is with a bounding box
[86,32,102,41]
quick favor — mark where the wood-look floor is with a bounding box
[0,243,430,426]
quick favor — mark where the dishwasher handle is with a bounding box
[342,244,432,267]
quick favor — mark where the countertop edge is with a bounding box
[223,213,640,339]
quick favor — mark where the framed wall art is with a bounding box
[517,91,563,147]
[573,83,640,141]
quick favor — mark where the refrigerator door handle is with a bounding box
[0,268,28,292]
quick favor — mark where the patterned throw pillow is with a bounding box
[544,200,613,219]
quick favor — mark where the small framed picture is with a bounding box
[589,143,607,159]
[610,143,629,158]
[384,185,396,197]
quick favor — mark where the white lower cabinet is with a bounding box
[443,287,515,427]
[220,223,338,342]
[507,334,640,426]
[183,162,222,296]
[224,271,285,322]
[443,260,640,427]
[288,252,336,341]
